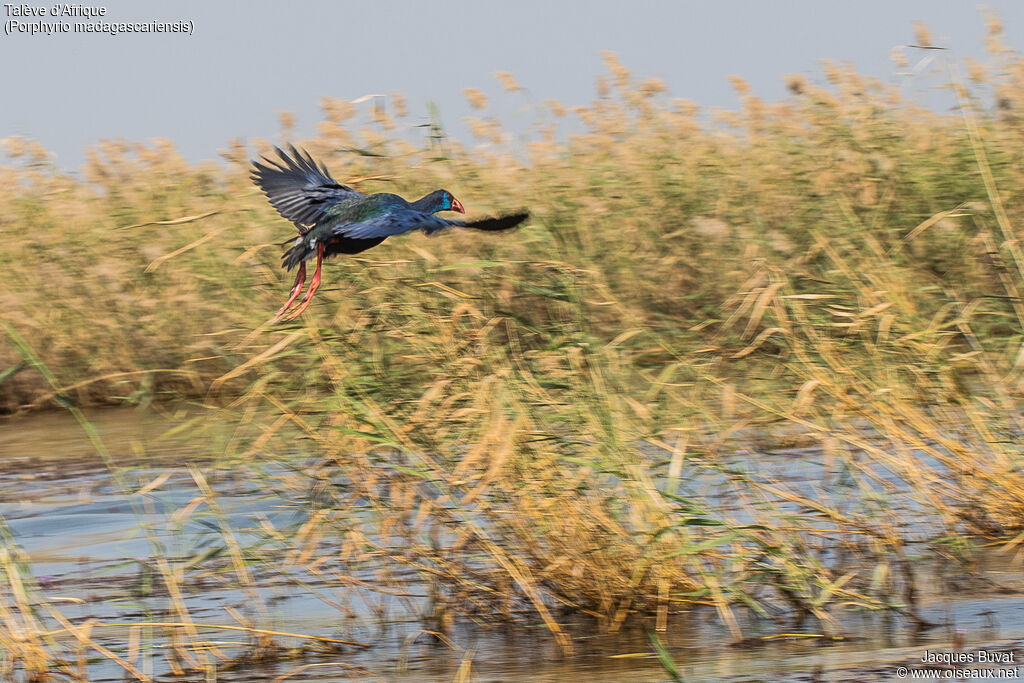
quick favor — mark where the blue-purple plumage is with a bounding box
[250,146,529,318]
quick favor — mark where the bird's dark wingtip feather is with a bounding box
[458,211,530,232]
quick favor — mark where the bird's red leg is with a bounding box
[282,243,325,321]
[276,262,307,318]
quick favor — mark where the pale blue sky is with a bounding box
[2,1,1023,169]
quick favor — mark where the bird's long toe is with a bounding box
[281,295,314,321]
[280,244,324,321]
[280,279,320,320]
[275,262,307,318]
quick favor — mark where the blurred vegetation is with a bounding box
[6,15,1024,679]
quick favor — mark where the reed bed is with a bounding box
[4,16,1024,680]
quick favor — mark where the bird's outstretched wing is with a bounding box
[251,146,363,230]
[449,212,530,232]
[337,210,529,240]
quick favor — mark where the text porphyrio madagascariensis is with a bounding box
[251,146,529,320]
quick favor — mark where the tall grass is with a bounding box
[5,15,1024,679]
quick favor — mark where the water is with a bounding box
[2,408,1024,681]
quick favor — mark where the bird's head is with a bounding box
[439,190,465,213]
[412,189,466,214]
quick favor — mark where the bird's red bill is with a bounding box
[452,198,465,213]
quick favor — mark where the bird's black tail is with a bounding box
[280,234,389,270]
[281,238,310,271]
[450,211,529,232]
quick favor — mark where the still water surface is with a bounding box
[2,408,1023,681]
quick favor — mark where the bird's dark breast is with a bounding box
[323,235,388,256]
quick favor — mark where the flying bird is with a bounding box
[252,146,528,320]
